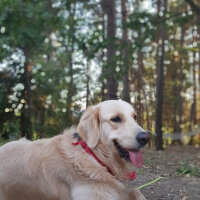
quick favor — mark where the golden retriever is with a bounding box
[0,100,149,200]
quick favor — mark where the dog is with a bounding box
[0,100,149,200]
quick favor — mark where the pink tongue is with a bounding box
[129,150,143,168]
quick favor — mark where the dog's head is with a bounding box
[77,100,149,178]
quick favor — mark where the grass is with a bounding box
[176,161,200,176]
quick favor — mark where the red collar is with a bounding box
[71,134,135,180]
[71,138,113,175]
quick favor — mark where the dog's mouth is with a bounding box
[113,140,143,168]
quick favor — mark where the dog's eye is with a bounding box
[134,115,137,120]
[111,116,122,123]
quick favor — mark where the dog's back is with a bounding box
[0,138,60,200]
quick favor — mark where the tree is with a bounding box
[103,0,118,100]
[121,0,130,103]
[0,70,16,139]
[0,0,199,145]
[155,0,168,150]
[0,0,61,139]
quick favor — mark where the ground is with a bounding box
[128,146,200,200]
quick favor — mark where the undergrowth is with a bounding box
[176,161,200,176]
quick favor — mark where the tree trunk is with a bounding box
[177,27,185,133]
[38,107,45,138]
[66,48,74,126]
[103,0,118,100]
[173,26,185,145]
[171,54,178,134]
[20,96,26,138]
[191,25,197,127]
[155,0,167,150]
[189,48,197,145]
[192,43,197,127]
[155,0,161,78]
[66,2,76,125]
[121,0,130,103]
[198,15,200,122]
[137,50,144,126]
[155,0,162,150]
[23,58,33,139]
[101,0,106,101]
[86,59,90,107]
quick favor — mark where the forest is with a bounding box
[0,0,200,150]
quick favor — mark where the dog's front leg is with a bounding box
[127,188,146,200]
[71,182,129,200]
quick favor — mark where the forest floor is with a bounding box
[128,146,200,200]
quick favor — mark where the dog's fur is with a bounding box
[0,100,147,200]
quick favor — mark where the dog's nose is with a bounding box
[136,132,150,147]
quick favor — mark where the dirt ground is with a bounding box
[128,146,200,200]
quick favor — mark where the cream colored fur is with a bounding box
[0,100,146,200]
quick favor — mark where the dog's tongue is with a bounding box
[129,150,143,168]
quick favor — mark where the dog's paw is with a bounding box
[128,188,146,200]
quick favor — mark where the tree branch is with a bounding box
[185,0,200,15]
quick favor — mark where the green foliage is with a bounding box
[176,161,200,176]
[0,0,199,141]
[0,0,61,56]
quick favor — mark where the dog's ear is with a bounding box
[77,106,100,149]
